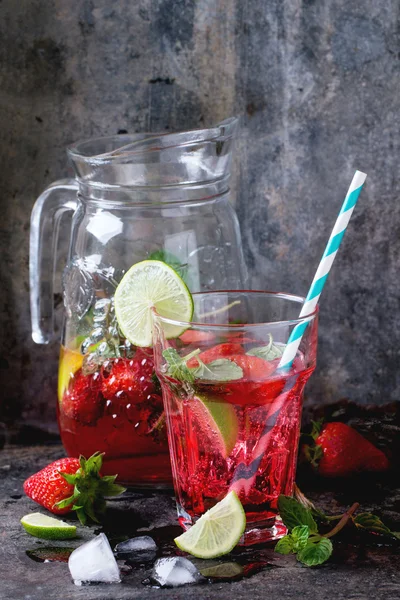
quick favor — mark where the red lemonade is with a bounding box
[57,345,172,486]
[159,349,314,542]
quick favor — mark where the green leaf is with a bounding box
[297,537,333,567]
[275,535,294,555]
[86,452,104,475]
[148,250,189,282]
[291,525,310,551]
[246,334,284,361]
[163,348,197,383]
[278,496,318,534]
[354,513,391,535]
[54,496,75,510]
[59,472,77,485]
[310,420,324,441]
[275,525,310,556]
[99,480,127,497]
[194,358,243,382]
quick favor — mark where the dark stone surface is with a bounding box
[1,444,399,600]
[0,1,399,431]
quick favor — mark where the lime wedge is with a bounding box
[192,394,238,457]
[21,513,77,540]
[115,260,194,347]
[174,491,246,558]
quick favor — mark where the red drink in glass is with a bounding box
[153,291,318,543]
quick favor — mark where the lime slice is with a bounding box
[58,347,83,402]
[174,491,246,558]
[192,394,238,457]
[115,260,194,347]
[21,513,77,540]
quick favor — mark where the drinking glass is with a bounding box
[153,291,318,543]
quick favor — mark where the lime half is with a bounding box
[174,491,246,559]
[115,260,194,347]
[21,513,77,540]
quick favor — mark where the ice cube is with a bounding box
[68,533,121,586]
[150,557,205,587]
[114,536,157,562]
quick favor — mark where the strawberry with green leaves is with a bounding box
[304,421,390,477]
[23,452,125,524]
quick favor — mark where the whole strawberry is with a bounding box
[101,352,155,404]
[306,421,390,477]
[23,452,125,524]
[62,370,104,425]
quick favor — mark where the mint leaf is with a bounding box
[291,525,310,551]
[275,535,294,555]
[297,537,333,567]
[354,513,392,536]
[194,358,243,382]
[149,250,189,282]
[275,525,310,556]
[247,334,284,361]
[278,496,318,534]
[162,348,197,383]
[163,348,243,383]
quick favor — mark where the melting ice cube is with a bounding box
[68,533,121,586]
[114,536,158,562]
[150,557,205,587]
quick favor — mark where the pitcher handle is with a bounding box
[30,179,79,344]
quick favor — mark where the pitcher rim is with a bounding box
[67,117,239,164]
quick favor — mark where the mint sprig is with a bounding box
[162,348,243,383]
[276,491,400,567]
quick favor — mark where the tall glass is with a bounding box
[153,291,318,544]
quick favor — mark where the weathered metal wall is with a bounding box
[1,0,399,433]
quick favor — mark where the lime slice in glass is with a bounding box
[174,491,246,558]
[21,513,77,540]
[192,394,239,457]
[115,260,194,347]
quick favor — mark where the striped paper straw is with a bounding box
[278,170,367,370]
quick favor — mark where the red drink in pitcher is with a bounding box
[57,344,171,486]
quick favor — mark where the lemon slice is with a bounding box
[174,491,246,559]
[115,260,194,347]
[21,513,77,540]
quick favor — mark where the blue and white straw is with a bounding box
[278,170,367,370]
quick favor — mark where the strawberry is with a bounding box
[227,354,276,380]
[62,369,104,425]
[23,452,125,524]
[179,330,216,344]
[101,352,155,404]
[187,343,245,368]
[307,422,390,477]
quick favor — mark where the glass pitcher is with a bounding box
[29,118,247,487]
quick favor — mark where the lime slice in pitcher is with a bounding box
[175,491,246,558]
[115,260,194,347]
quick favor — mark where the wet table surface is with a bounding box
[1,443,399,600]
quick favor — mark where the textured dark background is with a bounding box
[0,0,399,436]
